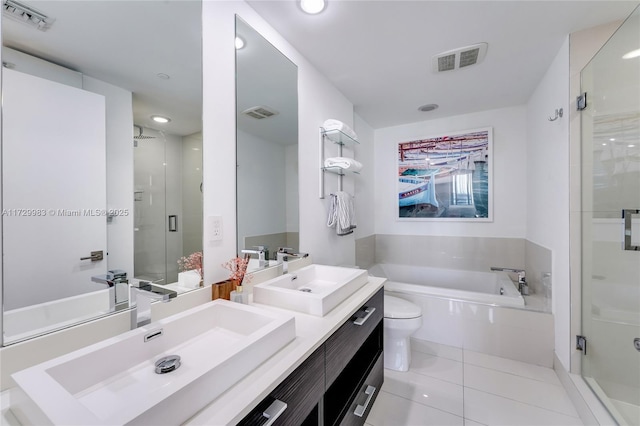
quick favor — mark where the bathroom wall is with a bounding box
[82,76,135,279]
[236,128,287,251]
[374,105,528,238]
[202,1,355,284]
[526,38,571,370]
[182,132,204,258]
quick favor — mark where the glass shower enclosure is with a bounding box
[580,6,640,425]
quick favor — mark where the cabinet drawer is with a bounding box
[339,354,383,426]
[238,346,325,426]
[325,289,383,387]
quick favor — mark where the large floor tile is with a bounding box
[410,351,463,385]
[464,364,579,417]
[366,390,464,426]
[383,368,464,416]
[412,338,463,362]
[463,350,561,386]
[464,420,488,426]
[464,388,584,426]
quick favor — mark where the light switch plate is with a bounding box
[209,216,223,241]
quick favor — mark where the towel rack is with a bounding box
[319,127,360,199]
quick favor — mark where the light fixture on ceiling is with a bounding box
[156,73,170,80]
[235,36,245,50]
[300,0,326,14]
[622,48,640,59]
[418,104,439,112]
[151,115,171,124]
[2,0,54,31]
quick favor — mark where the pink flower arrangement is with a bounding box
[178,251,203,279]
[221,256,251,285]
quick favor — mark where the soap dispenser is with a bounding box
[230,285,248,304]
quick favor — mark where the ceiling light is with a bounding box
[2,0,54,31]
[300,0,326,14]
[151,115,171,124]
[235,36,245,50]
[418,104,439,112]
[629,144,636,148]
[622,48,640,59]
[156,73,170,80]
[609,138,616,141]
[602,143,607,146]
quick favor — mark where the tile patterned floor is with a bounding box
[364,340,583,426]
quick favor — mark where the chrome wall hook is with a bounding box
[548,108,563,121]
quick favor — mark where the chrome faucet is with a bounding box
[490,267,528,295]
[242,246,269,267]
[276,248,309,273]
[130,281,177,328]
[91,270,129,312]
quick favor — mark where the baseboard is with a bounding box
[554,353,616,426]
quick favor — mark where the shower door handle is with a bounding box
[622,209,640,251]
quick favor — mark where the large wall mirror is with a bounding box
[1,0,203,345]
[235,16,299,266]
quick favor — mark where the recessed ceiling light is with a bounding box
[235,36,245,50]
[300,0,326,14]
[629,144,636,148]
[609,138,616,141]
[156,73,170,80]
[602,143,607,146]
[151,115,171,124]
[622,48,640,59]
[418,104,439,112]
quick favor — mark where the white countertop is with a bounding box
[185,276,386,425]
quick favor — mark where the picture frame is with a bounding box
[397,127,493,221]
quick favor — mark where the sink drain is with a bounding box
[155,355,181,374]
[299,287,312,293]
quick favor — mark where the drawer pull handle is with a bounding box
[263,399,287,426]
[354,385,376,417]
[353,307,376,326]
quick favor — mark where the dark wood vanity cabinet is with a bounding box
[238,288,383,426]
[237,346,325,426]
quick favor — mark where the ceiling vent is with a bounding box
[242,105,279,120]
[2,0,54,31]
[432,43,488,72]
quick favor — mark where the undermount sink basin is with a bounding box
[10,300,295,425]
[253,264,369,316]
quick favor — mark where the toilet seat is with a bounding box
[384,295,421,319]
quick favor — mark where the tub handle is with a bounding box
[353,307,376,326]
[354,385,376,417]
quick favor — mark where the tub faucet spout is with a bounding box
[490,267,528,295]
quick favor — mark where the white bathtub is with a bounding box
[368,263,525,308]
[3,289,116,344]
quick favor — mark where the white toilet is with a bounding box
[383,295,423,372]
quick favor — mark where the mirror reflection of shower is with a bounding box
[133,126,203,285]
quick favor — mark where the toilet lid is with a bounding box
[384,295,422,319]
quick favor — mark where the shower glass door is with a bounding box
[580,6,640,425]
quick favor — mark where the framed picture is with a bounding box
[397,127,492,220]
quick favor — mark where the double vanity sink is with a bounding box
[9,264,375,425]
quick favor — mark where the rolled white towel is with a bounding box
[323,119,358,141]
[324,157,363,173]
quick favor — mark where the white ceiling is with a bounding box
[2,0,202,136]
[246,0,639,129]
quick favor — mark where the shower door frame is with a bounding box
[572,6,640,425]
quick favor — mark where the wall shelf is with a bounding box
[319,127,360,199]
